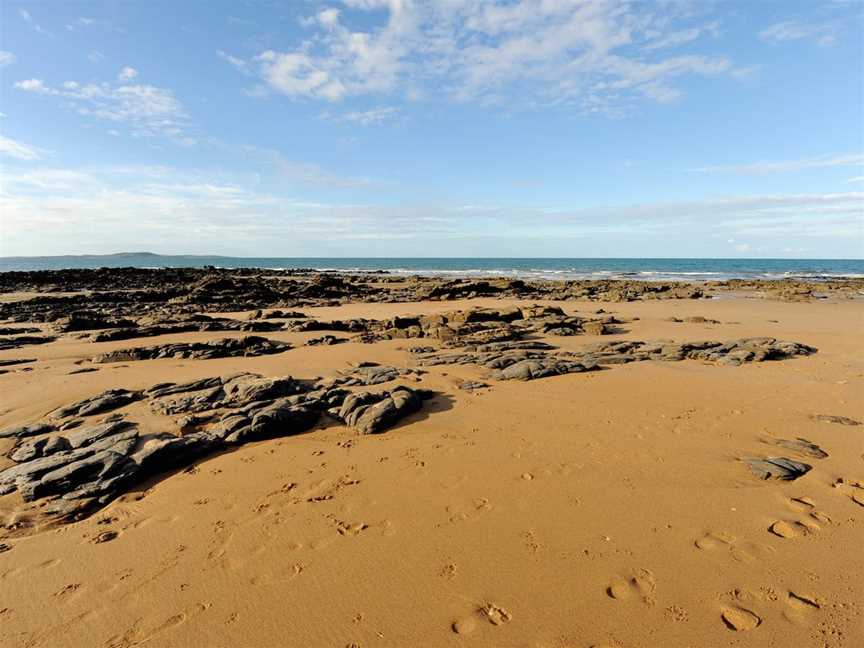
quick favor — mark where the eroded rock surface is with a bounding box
[745,457,812,481]
[92,336,291,363]
[1,371,432,523]
[412,337,816,381]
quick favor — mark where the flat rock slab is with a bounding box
[762,437,828,459]
[92,336,292,363]
[745,457,812,481]
[810,414,861,426]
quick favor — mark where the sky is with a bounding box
[0,0,862,258]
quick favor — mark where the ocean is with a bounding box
[0,254,862,282]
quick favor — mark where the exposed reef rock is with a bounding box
[1,371,433,522]
[413,337,816,381]
[92,336,292,363]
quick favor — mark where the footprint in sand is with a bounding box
[105,602,210,648]
[769,517,822,539]
[451,617,477,635]
[336,520,369,536]
[784,591,821,626]
[607,569,657,605]
[769,521,797,538]
[451,603,511,635]
[481,603,512,626]
[695,531,736,550]
[721,606,762,631]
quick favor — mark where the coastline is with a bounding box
[0,268,862,647]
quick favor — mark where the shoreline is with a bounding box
[0,268,861,647]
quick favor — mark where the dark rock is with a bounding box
[0,335,55,350]
[332,387,427,434]
[53,389,142,419]
[762,437,828,459]
[92,336,292,363]
[66,421,137,449]
[0,422,53,439]
[745,457,812,481]
[0,358,36,367]
[810,414,861,426]
[306,335,348,346]
[52,311,137,332]
[225,402,319,444]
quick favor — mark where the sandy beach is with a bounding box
[0,271,861,648]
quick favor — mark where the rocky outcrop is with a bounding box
[51,389,142,419]
[1,371,433,522]
[413,337,816,382]
[331,387,428,434]
[0,335,56,350]
[92,336,292,363]
[51,311,137,332]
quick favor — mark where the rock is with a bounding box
[225,402,319,443]
[0,358,36,367]
[53,389,142,419]
[763,437,828,459]
[492,358,595,381]
[145,377,223,398]
[810,414,861,426]
[306,335,348,346]
[66,421,137,449]
[0,422,53,439]
[330,365,418,387]
[93,336,292,363]
[52,311,137,332]
[130,433,215,472]
[745,457,812,481]
[222,375,304,405]
[581,321,609,335]
[332,387,427,434]
[0,335,56,351]
[10,438,49,462]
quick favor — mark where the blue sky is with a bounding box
[0,0,862,258]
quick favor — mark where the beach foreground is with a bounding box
[0,271,862,647]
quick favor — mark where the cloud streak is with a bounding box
[0,134,44,161]
[694,153,864,175]
[3,164,861,255]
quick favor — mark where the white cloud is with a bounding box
[217,50,250,74]
[0,51,15,67]
[66,17,97,31]
[759,21,836,46]
[2,160,861,256]
[224,1,741,112]
[14,75,188,140]
[14,79,49,92]
[0,134,43,161]
[644,22,720,51]
[18,7,53,37]
[695,153,864,175]
[117,66,139,82]
[324,106,400,125]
